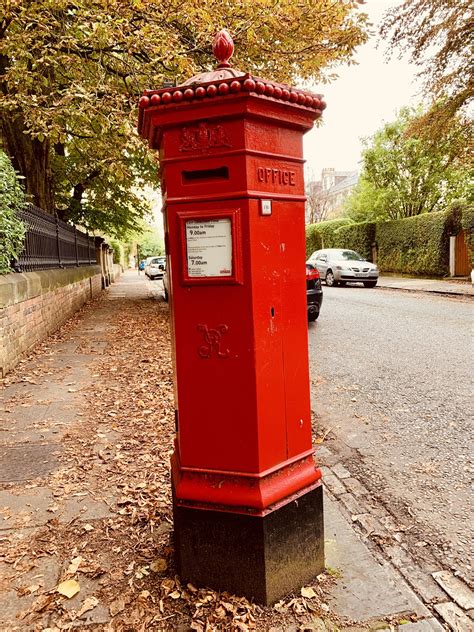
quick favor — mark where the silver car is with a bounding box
[307,248,379,288]
[145,256,166,280]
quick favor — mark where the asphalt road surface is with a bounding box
[308,285,473,582]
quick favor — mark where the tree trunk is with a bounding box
[1,114,55,213]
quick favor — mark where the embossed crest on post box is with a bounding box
[179,122,231,153]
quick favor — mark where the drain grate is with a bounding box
[0,443,61,482]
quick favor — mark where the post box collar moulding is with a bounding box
[137,29,327,133]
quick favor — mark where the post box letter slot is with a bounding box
[182,167,229,183]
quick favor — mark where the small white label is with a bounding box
[261,199,272,216]
[186,219,232,278]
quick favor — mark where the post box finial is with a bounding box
[212,29,234,68]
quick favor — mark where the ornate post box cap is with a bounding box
[138,29,326,141]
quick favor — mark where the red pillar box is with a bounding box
[138,31,326,605]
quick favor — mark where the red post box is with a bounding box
[138,31,326,605]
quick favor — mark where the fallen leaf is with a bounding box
[67,556,83,575]
[82,523,94,532]
[56,579,80,599]
[301,586,316,599]
[150,558,167,573]
[17,584,40,596]
[109,597,126,616]
[77,596,99,617]
[169,590,181,599]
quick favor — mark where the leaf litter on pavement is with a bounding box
[0,289,357,631]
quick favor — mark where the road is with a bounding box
[308,285,473,583]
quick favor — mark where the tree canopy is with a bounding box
[380,0,473,130]
[1,0,368,237]
[344,107,470,222]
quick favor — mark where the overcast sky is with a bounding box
[303,0,423,181]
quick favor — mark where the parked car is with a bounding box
[145,256,166,280]
[307,249,378,288]
[163,269,169,302]
[306,263,323,321]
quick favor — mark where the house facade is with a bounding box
[305,168,358,223]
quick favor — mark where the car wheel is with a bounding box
[363,280,377,288]
[325,270,337,287]
[308,311,319,322]
[164,288,168,302]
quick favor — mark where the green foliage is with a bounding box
[344,179,390,222]
[376,211,452,276]
[345,107,470,222]
[381,1,472,124]
[136,227,164,258]
[459,202,474,268]
[305,218,353,256]
[333,222,376,261]
[305,225,322,257]
[0,151,26,274]
[1,1,368,236]
[109,239,125,267]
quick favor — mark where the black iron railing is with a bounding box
[13,204,96,272]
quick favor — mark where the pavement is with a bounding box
[377,276,473,296]
[0,270,472,631]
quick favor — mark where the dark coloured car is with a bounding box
[163,269,169,302]
[306,263,323,321]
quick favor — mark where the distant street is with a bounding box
[308,286,473,582]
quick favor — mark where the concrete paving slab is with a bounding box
[433,601,472,630]
[324,494,430,620]
[0,487,54,529]
[51,574,110,627]
[61,494,113,522]
[431,570,474,610]
[0,555,60,629]
[0,400,76,444]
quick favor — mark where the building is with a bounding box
[305,168,358,223]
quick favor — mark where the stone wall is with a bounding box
[0,266,103,376]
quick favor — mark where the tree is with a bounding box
[136,227,164,259]
[381,1,473,129]
[0,151,26,273]
[1,1,368,237]
[344,107,470,221]
[305,180,330,224]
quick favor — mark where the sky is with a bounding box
[303,0,423,181]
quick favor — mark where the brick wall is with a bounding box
[0,266,105,376]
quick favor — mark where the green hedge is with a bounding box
[376,211,452,276]
[305,218,352,257]
[460,203,474,268]
[305,205,471,274]
[305,224,322,257]
[333,222,376,261]
[0,151,26,274]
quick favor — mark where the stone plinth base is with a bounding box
[173,483,324,605]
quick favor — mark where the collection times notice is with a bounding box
[185,219,232,278]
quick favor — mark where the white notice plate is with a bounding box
[186,218,232,278]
